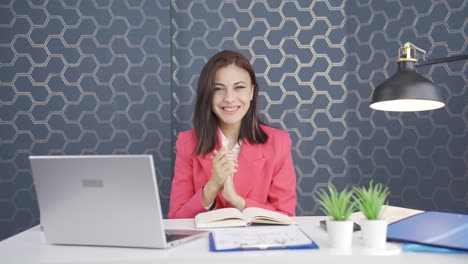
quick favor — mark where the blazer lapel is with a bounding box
[196,154,213,185]
[196,133,223,185]
[234,139,266,197]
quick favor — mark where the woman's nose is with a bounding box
[223,88,235,101]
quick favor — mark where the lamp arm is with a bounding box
[416,54,468,68]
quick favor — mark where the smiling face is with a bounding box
[212,64,254,132]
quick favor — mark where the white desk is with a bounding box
[1,207,467,264]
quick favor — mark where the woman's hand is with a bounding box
[221,174,246,210]
[202,147,238,208]
[210,147,238,188]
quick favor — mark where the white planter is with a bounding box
[360,219,388,249]
[326,219,354,249]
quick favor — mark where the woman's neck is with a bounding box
[219,125,240,148]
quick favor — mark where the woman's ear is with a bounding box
[250,85,255,101]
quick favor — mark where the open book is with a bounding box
[195,207,296,228]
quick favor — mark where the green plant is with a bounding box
[317,184,355,221]
[353,180,390,220]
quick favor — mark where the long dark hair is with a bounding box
[193,50,268,155]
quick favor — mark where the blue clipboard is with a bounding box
[208,227,319,252]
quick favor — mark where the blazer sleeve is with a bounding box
[168,133,206,219]
[245,131,297,216]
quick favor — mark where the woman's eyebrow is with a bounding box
[214,81,246,86]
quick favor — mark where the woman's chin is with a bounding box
[218,119,242,128]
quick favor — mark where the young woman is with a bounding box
[168,50,297,218]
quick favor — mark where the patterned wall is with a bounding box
[1,0,467,241]
[0,0,172,240]
[172,0,468,216]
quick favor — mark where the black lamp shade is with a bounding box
[370,61,445,111]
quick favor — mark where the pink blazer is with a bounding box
[168,125,297,218]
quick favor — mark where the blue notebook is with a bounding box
[387,211,468,251]
[208,225,319,252]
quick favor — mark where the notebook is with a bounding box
[29,155,207,249]
[387,211,468,251]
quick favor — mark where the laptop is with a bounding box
[29,155,208,248]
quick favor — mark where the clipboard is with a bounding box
[208,225,319,252]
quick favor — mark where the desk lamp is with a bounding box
[370,42,468,112]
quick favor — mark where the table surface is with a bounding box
[1,206,467,264]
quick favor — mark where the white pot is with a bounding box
[326,219,354,249]
[360,219,388,249]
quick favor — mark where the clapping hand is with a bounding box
[210,147,238,188]
[203,146,245,210]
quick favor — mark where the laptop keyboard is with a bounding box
[164,229,207,243]
[165,233,191,242]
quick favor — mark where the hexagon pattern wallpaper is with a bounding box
[0,0,467,240]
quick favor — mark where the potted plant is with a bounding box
[317,184,356,249]
[353,180,390,249]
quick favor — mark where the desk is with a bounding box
[1,207,467,264]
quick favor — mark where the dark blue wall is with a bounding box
[1,0,467,241]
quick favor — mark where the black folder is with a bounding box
[387,211,468,251]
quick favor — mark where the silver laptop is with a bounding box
[29,155,207,248]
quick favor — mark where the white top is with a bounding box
[219,128,242,159]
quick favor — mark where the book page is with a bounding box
[211,225,313,251]
[195,208,247,228]
[242,207,295,225]
[350,205,423,225]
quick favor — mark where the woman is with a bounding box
[168,50,296,218]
